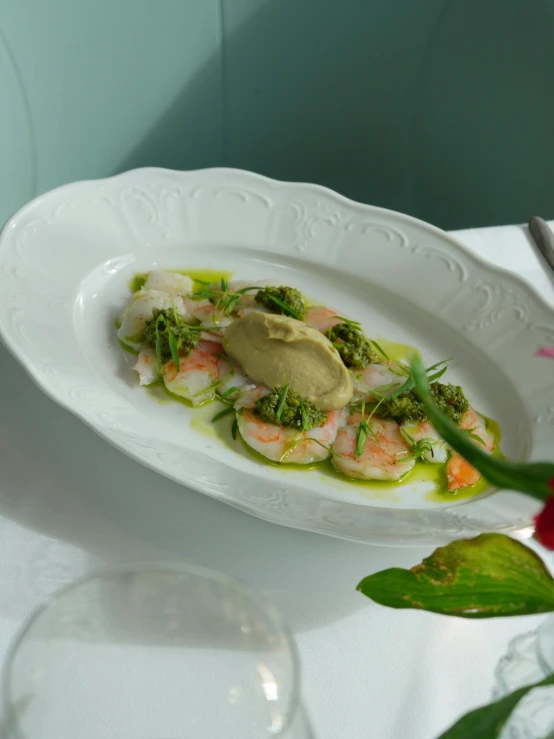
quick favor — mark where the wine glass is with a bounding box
[2,563,310,738]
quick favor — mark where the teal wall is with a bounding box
[2,0,554,231]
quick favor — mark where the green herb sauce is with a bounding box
[255,286,306,320]
[254,385,327,431]
[376,382,469,425]
[325,322,379,368]
[143,308,200,362]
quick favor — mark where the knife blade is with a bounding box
[529,216,554,274]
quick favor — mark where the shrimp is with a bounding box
[143,271,193,296]
[134,346,160,386]
[179,296,233,344]
[400,420,448,464]
[351,362,405,403]
[216,355,256,397]
[118,290,192,352]
[304,306,342,333]
[234,384,271,410]
[237,409,347,464]
[162,340,221,407]
[447,408,494,491]
[183,296,210,321]
[332,413,414,481]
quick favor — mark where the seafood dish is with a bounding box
[117,270,499,494]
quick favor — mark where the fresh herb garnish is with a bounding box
[211,406,235,423]
[255,385,327,430]
[193,282,263,317]
[193,378,221,397]
[460,427,487,446]
[255,286,305,320]
[155,326,162,370]
[279,435,338,464]
[231,418,239,440]
[298,396,309,432]
[266,294,302,319]
[220,385,240,401]
[143,307,200,370]
[275,383,289,420]
[354,401,382,459]
[377,380,468,425]
[399,428,442,462]
[351,358,454,421]
[355,415,369,459]
[168,330,180,372]
[333,315,362,329]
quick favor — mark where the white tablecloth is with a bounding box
[1,221,553,738]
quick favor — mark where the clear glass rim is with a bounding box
[2,560,301,739]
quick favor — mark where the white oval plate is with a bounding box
[0,168,551,545]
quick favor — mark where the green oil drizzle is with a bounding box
[129,269,232,294]
[114,316,139,355]
[129,273,147,293]
[375,337,418,363]
[118,338,138,356]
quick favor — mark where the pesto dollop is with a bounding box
[143,308,199,361]
[325,322,379,368]
[255,286,306,320]
[254,385,327,430]
[376,382,469,425]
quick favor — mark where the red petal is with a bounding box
[534,497,554,549]
[537,347,554,359]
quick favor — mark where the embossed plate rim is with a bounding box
[0,167,550,545]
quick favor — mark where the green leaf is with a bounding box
[220,386,239,400]
[194,379,221,397]
[266,294,302,319]
[426,365,448,383]
[437,671,554,738]
[425,357,453,372]
[224,294,242,315]
[276,383,289,420]
[279,435,334,462]
[231,418,238,440]
[357,533,554,617]
[211,406,235,423]
[410,354,554,500]
[355,423,368,459]
[168,330,180,372]
[332,315,362,329]
[298,397,309,432]
[155,327,162,370]
[464,431,487,446]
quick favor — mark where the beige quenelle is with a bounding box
[224,311,353,411]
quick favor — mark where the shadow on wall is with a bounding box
[118,0,554,230]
